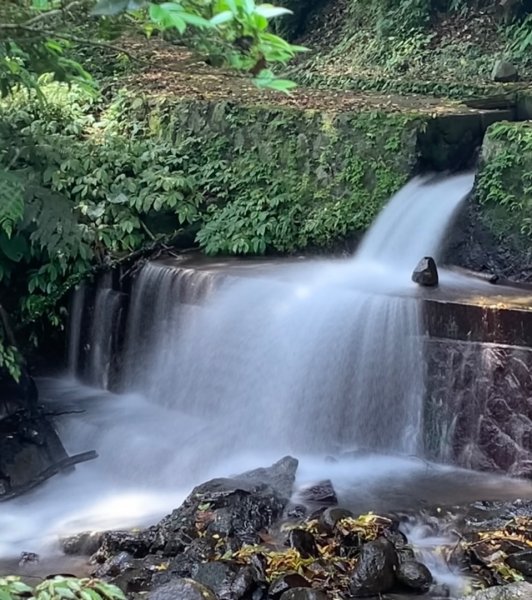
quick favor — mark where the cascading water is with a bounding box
[5,172,532,589]
[116,173,473,457]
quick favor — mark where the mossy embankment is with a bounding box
[447,120,532,280]
[290,0,532,100]
[4,50,510,259]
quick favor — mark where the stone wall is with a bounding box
[105,92,513,255]
[425,338,532,477]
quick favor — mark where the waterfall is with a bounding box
[67,283,86,374]
[13,171,532,565]
[115,173,474,458]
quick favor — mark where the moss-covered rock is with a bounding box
[446,120,532,281]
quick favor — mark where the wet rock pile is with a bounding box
[68,457,434,599]
[462,502,532,588]
[63,460,532,599]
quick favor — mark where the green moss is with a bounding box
[96,92,425,255]
[476,121,532,249]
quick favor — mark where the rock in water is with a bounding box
[148,578,217,600]
[191,562,255,600]
[349,538,398,597]
[299,480,338,507]
[412,256,439,286]
[506,550,532,577]
[396,560,433,592]
[280,589,329,600]
[491,60,518,82]
[287,529,318,558]
[239,456,298,499]
[462,582,532,599]
[154,456,299,554]
[269,573,311,598]
[61,531,103,556]
[319,507,354,532]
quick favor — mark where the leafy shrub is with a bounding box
[0,575,126,600]
[477,121,532,243]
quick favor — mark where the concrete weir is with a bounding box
[72,250,532,476]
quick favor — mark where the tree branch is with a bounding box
[0,23,140,62]
[23,0,89,27]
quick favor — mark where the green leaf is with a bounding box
[243,0,256,15]
[0,234,30,263]
[210,10,234,24]
[255,4,292,18]
[180,12,211,27]
[149,3,187,33]
[254,73,297,93]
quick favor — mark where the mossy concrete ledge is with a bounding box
[110,86,514,254]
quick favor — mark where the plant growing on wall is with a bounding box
[0,0,305,376]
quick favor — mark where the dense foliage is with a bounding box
[294,0,532,98]
[477,121,532,243]
[0,0,306,376]
[0,0,305,97]
[0,575,125,600]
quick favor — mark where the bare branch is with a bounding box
[23,0,89,27]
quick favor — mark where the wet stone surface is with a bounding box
[425,339,532,475]
[55,459,532,599]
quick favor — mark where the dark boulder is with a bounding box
[108,554,172,594]
[396,560,433,592]
[319,507,354,532]
[154,456,298,554]
[269,573,311,598]
[92,529,156,562]
[191,562,256,600]
[61,531,103,556]
[240,456,298,499]
[383,529,408,551]
[412,257,439,287]
[287,529,318,558]
[147,578,217,600]
[286,504,307,519]
[491,60,518,83]
[93,551,135,579]
[86,458,299,595]
[349,538,398,597]
[280,589,329,600]
[506,551,532,577]
[299,480,338,507]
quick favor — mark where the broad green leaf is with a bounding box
[180,12,211,27]
[243,0,256,15]
[255,75,297,93]
[149,3,187,33]
[210,10,234,25]
[255,4,292,18]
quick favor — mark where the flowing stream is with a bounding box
[3,173,532,595]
